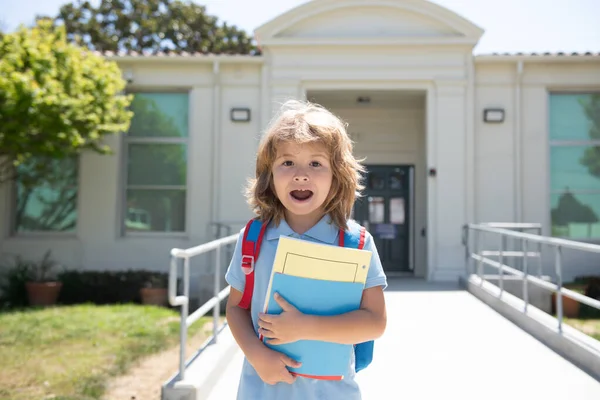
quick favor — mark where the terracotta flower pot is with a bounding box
[552,284,586,318]
[26,281,63,306]
[140,287,168,306]
[561,296,581,318]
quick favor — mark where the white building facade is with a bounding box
[1,0,599,287]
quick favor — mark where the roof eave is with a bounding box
[475,54,600,63]
[102,53,265,64]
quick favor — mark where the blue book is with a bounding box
[263,272,365,380]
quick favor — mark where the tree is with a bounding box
[39,0,257,55]
[0,19,133,184]
[551,190,598,227]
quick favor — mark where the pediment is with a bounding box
[276,6,460,39]
[255,0,484,46]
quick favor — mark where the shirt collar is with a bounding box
[265,215,339,244]
[265,218,295,241]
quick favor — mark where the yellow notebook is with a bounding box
[263,236,372,313]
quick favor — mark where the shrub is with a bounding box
[0,256,32,309]
[573,275,600,318]
[0,267,169,309]
[57,270,169,305]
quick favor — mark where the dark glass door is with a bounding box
[353,165,413,273]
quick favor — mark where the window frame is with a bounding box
[9,156,81,238]
[548,90,600,241]
[119,88,192,238]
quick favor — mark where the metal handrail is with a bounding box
[463,223,600,334]
[168,233,238,381]
[210,220,248,240]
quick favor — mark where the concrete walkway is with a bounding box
[206,280,600,400]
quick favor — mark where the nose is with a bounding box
[293,169,309,182]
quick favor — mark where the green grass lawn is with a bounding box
[554,284,600,342]
[0,304,209,400]
[564,317,600,341]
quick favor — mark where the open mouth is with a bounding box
[290,189,313,201]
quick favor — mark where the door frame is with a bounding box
[356,164,416,274]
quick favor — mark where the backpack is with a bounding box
[237,218,374,373]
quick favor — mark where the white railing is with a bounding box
[168,233,238,380]
[463,223,600,333]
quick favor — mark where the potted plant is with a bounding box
[25,250,63,307]
[140,273,168,306]
[552,276,600,318]
[582,276,600,318]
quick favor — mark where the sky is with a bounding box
[0,0,598,54]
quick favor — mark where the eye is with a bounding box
[310,161,321,167]
[282,160,293,166]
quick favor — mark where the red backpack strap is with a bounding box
[238,219,268,310]
[358,227,366,249]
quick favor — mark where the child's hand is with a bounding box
[250,346,301,385]
[258,293,307,345]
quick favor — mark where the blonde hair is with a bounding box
[245,100,365,231]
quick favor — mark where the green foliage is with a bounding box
[0,250,63,308]
[0,256,32,309]
[0,266,170,309]
[551,191,599,225]
[57,270,170,304]
[569,276,600,318]
[42,0,258,54]
[0,20,133,184]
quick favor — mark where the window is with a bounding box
[14,157,78,233]
[124,92,189,234]
[549,93,600,239]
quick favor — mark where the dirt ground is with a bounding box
[102,322,217,400]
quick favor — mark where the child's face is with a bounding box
[272,141,333,223]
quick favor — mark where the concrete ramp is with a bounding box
[171,280,600,399]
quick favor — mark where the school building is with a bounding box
[1,0,599,295]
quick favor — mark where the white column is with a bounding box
[430,81,468,281]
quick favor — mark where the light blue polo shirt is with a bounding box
[225,215,387,400]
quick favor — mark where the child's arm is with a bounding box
[299,285,386,343]
[225,288,266,361]
[258,230,387,345]
[225,288,301,385]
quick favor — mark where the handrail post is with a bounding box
[537,241,543,278]
[499,235,505,296]
[477,231,483,283]
[463,225,470,275]
[213,246,222,343]
[554,246,564,333]
[522,239,529,312]
[179,256,190,379]
[471,227,477,277]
